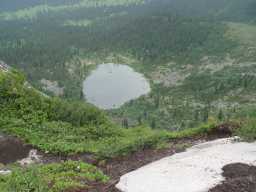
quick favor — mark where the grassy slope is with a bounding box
[109,22,256,130]
[1,0,256,132]
[1,69,256,192]
[0,69,223,192]
[0,69,218,157]
[227,22,256,45]
[1,1,256,191]
[0,70,165,157]
[0,161,109,192]
[0,0,144,20]
[104,0,256,130]
[0,1,240,131]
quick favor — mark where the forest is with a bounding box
[1,0,256,130]
[2,1,256,191]
[0,56,256,192]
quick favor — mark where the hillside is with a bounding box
[1,0,256,131]
[1,1,256,190]
[1,69,256,192]
[0,67,224,191]
[0,68,173,157]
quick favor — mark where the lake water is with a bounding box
[83,63,150,109]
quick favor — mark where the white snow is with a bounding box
[0,170,11,175]
[116,137,256,192]
[18,149,41,166]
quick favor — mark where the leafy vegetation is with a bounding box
[0,68,255,191]
[1,1,256,191]
[0,0,236,97]
[1,0,256,131]
[0,69,220,157]
[0,0,144,18]
[0,69,221,192]
[0,161,109,192]
[236,119,256,141]
[1,0,256,133]
[0,70,158,156]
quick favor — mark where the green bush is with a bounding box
[0,70,219,158]
[236,118,256,141]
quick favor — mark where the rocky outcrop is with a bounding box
[0,61,9,72]
[18,149,41,166]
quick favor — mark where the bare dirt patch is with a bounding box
[209,163,256,192]
[97,125,234,192]
[0,135,32,164]
[40,79,64,96]
[0,123,237,192]
[38,123,237,192]
[150,65,191,87]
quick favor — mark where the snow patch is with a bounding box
[0,170,11,175]
[116,137,256,192]
[18,149,41,166]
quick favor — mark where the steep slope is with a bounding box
[0,68,223,192]
[0,69,173,157]
[1,68,256,192]
[1,0,256,131]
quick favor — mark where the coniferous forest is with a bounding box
[1,1,256,191]
[1,0,256,129]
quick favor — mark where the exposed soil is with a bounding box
[0,123,239,192]
[40,137,208,192]
[207,122,240,137]
[98,123,239,192]
[82,123,237,192]
[209,163,256,192]
[100,138,203,192]
[0,134,32,164]
[67,138,202,192]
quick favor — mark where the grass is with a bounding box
[235,118,256,141]
[0,121,220,192]
[0,70,220,158]
[0,161,109,192]
[0,0,243,131]
[227,22,256,45]
[0,0,144,21]
[0,116,218,158]
[63,19,92,27]
[3,70,256,192]
[0,117,165,157]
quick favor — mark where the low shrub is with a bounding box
[0,161,109,192]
